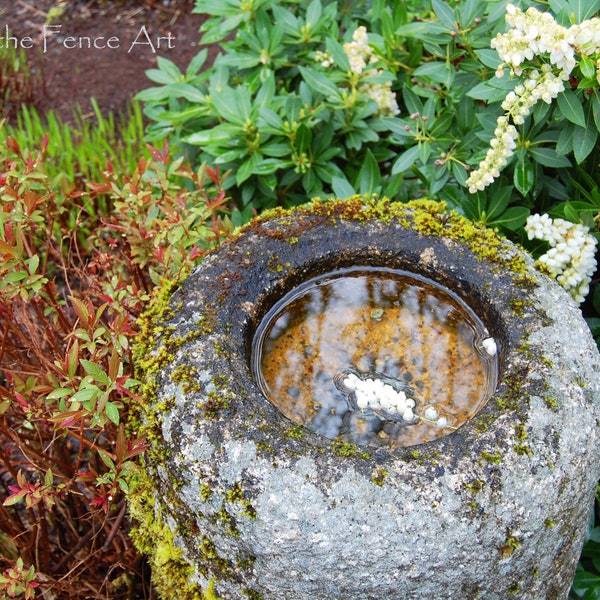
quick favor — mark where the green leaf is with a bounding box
[298,66,342,101]
[391,145,420,174]
[251,158,286,175]
[581,55,597,80]
[236,154,262,185]
[395,22,449,40]
[556,122,574,155]
[557,89,586,128]
[549,0,600,22]
[592,93,600,131]
[134,86,176,102]
[432,0,457,31]
[467,79,514,102]
[166,83,207,103]
[186,49,208,79]
[573,105,599,163]
[145,68,178,85]
[490,206,530,231]
[105,402,120,426]
[97,449,115,470]
[485,187,510,221]
[528,147,571,168]
[358,150,381,194]
[296,124,312,153]
[326,37,350,72]
[306,0,323,28]
[46,387,74,400]
[413,61,455,87]
[474,49,502,69]
[402,85,423,116]
[2,271,27,284]
[573,568,600,591]
[573,124,598,164]
[331,176,357,198]
[514,156,535,196]
[156,56,183,82]
[71,386,101,403]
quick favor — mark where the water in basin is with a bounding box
[251,266,497,447]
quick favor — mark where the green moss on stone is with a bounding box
[480,451,502,465]
[513,444,532,456]
[128,468,211,599]
[499,534,521,558]
[372,467,389,487]
[331,440,371,460]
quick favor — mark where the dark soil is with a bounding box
[1,0,213,122]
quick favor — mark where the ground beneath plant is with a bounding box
[1,0,214,123]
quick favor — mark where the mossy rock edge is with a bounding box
[131,197,600,600]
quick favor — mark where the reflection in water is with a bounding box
[251,267,497,448]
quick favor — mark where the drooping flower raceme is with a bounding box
[465,116,518,193]
[467,4,600,192]
[491,4,577,75]
[315,26,400,116]
[525,214,598,303]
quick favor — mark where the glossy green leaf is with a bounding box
[432,0,457,31]
[80,360,110,387]
[298,66,342,101]
[358,150,381,194]
[331,176,357,198]
[514,156,535,196]
[105,402,120,426]
[557,89,586,128]
[573,107,599,164]
[490,206,530,231]
[528,147,571,168]
[391,145,420,174]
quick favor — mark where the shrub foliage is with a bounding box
[0,135,230,598]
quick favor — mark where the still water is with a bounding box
[251,267,497,448]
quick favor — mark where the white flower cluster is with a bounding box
[314,50,334,69]
[500,65,566,124]
[466,116,518,193]
[492,4,576,75]
[493,4,600,78]
[467,4,600,193]
[315,26,400,116]
[359,78,400,116]
[525,213,598,303]
[342,371,417,422]
[343,26,372,74]
[466,65,566,192]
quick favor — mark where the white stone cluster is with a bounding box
[342,372,450,428]
[423,405,448,429]
[481,337,498,357]
[525,213,598,303]
[315,26,400,116]
[342,371,417,422]
[467,4,600,192]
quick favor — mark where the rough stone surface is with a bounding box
[143,200,600,599]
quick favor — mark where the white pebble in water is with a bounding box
[424,406,438,420]
[481,337,497,356]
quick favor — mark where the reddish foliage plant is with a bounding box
[0,136,230,598]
